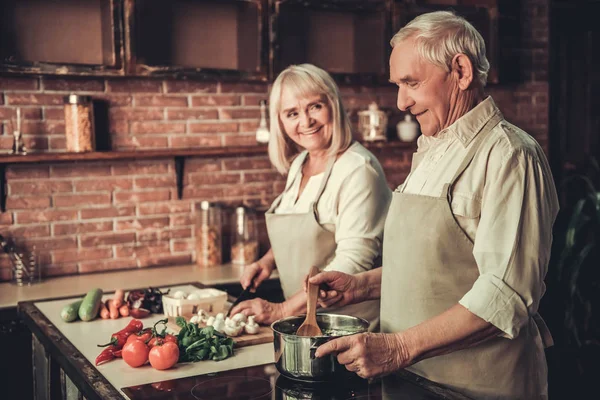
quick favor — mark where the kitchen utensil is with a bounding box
[225,285,255,317]
[271,313,369,381]
[255,99,270,143]
[296,266,322,337]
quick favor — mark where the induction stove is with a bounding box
[122,363,454,400]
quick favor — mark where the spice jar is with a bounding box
[230,206,259,265]
[357,102,388,142]
[195,201,223,268]
[64,94,95,152]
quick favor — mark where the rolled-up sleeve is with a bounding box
[459,147,559,339]
[323,162,392,275]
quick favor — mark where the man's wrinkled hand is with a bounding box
[303,270,360,309]
[228,298,284,325]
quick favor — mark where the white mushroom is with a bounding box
[212,318,226,333]
[232,313,246,324]
[190,315,200,324]
[197,309,209,322]
[224,323,244,337]
[215,312,225,321]
[225,317,238,328]
[205,316,215,327]
[244,316,260,335]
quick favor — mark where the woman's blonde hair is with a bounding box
[268,64,353,174]
[390,11,490,87]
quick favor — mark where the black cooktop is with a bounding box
[122,363,459,400]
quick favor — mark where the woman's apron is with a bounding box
[266,154,380,331]
[380,112,549,399]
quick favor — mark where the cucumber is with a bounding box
[60,299,83,322]
[78,288,103,322]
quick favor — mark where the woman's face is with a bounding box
[278,87,332,153]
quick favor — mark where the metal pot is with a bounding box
[271,313,369,381]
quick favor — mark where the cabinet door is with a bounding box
[124,0,269,81]
[271,0,391,85]
[0,0,125,76]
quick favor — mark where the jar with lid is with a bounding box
[230,206,259,265]
[195,201,223,268]
[64,94,95,152]
[357,102,388,142]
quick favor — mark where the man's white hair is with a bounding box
[390,11,490,87]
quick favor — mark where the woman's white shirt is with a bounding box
[274,142,392,274]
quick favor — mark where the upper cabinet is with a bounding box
[124,0,268,81]
[271,0,391,84]
[0,0,508,84]
[0,0,125,76]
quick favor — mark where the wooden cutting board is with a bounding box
[166,306,273,348]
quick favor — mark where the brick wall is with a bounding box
[0,0,549,282]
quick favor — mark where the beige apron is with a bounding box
[266,153,380,331]
[381,112,549,399]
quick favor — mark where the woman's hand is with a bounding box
[304,271,362,309]
[228,298,285,325]
[240,258,274,292]
[315,333,410,379]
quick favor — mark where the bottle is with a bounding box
[230,207,259,265]
[195,201,223,268]
[396,114,419,142]
[64,94,96,152]
[358,102,387,142]
[255,100,270,144]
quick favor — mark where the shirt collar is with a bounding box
[442,96,501,147]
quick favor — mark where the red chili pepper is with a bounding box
[95,345,118,366]
[116,319,144,335]
[97,319,144,349]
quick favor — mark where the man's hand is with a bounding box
[228,298,285,325]
[304,271,363,309]
[240,259,273,292]
[315,333,410,379]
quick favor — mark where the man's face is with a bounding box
[389,37,455,137]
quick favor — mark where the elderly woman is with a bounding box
[309,11,558,400]
[229,64,391,330]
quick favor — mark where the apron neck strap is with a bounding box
[312,154,337,215]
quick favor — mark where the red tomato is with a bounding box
[164,334,178,344]
[126,329,152,345]
[148,341,179,370]
[147,337,163,348]
[122,340,149,368]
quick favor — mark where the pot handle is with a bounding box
[310,342,319,360]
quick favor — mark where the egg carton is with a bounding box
[162,288,228,318]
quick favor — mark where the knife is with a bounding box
[226,285,255,317]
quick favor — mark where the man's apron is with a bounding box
[266,154,380,331]
[380,112,549,399]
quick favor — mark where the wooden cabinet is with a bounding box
[0,0,125,76]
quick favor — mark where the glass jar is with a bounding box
[357,102,388,142]
[195,201,222,268]
[64,94,95,152]
[230,206,259,265]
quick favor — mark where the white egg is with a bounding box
[187,293,202,300]
[172,290,187,299]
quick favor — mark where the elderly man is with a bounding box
[309,11,559,399]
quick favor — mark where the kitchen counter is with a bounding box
[18,282,471,400]
[1,263,276,309]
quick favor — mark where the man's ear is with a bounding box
[451,54,474,90]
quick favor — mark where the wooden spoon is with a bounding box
[296,266,323,337]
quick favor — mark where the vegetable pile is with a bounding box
[126,287,168,318]
[175,316,234,362]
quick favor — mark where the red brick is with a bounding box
[171,214,193,226]
[185,160,222,174]
[79,258,138,273]
[110,108,164,121]
[74,178,133,192]
[183,187,224,200]
[242,94,268,106]
[220,108,260,120]
[191,95,240,107]
[172,240,194,252]
[244,171,282,183]
[116,243,170,258]
[107,79,162,93]
[6,196,51,209]
[138,202,192,215]
[115,217,170,231]
[5,165,50,179]
[10,181,73,195]
[114,190,171,204]
[138,254,192,268]
[189,122,238,133]
[111,162,169,176]
[130,122,186,134]
[80,232,136,247]
[15,209,77,224]
[24,136,49,151]
[29,237,78,251]
[167,109,218,120]
[54,193,111,207]
[0,135,12,150]
[6,93,63,106]
[43,264,79,278]
[52,248,112,263]
[223,134,260,147]
[53,221,113,236]
[42,78,105,92]
[189,173,241,186]
[220,83,268,93]
[50,165,111,178]
[222,157,272,171]
[80,206,136,219]
[135,95,188,107]
[5,225,50,238]
[171,136,222,148]
[21,120,65,135]
[0,212,13,224]
[0,77,39,91]
[0,107,42,120]
[165,81,217,93]
[0,268,12,282]
[44,108,65,120]
[93,95,133,107]
[239,121,260,132]
[112,136,169,149]
[134,176,174,189]
[137,227,191,242]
